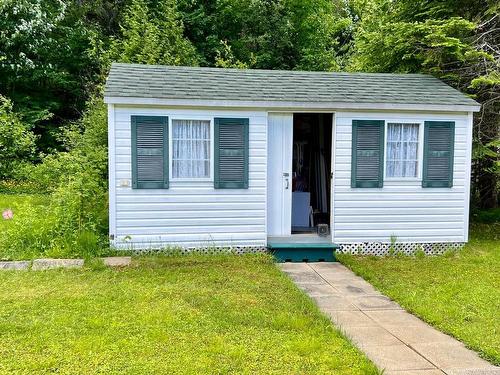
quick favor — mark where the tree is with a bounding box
[349,0,499,208]
[0,0,102,152]
[109,0,199,66]
[0,96,37,179]
[178,0,351,71]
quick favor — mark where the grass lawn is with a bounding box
[338,223,500,365]
[0,255,378,374]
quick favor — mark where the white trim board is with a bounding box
[107,103,117,243]
[104,96,481,113]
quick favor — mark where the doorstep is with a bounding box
[268,236,338,262]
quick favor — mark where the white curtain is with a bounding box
[387,123,419,177]
[172,120,210,178]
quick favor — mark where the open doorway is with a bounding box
[291,113,333,235]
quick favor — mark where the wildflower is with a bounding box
[2,209,13,220]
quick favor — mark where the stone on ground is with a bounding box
[102,256,131,267]
[32,258,84,270]
[0,261,30,270]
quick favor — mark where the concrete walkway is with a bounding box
[280,262,500,375]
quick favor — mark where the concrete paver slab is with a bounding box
[385,324,459,345]
[311,295,358,311]
[296,282,340,296]
[341,325,402,347]
[325,310,379,328]
[0,261,30,270]
[333,282,382,296]
[385,370,445,375]
[278,262,312,272]
[309,262,349,270]
[288,271,326,284]
[281,263,499,374]
[412,343,495,371]
[102,256,131,267]
[352,295,403,311]
[361,344,435,371]
[364,309,426,326]
[32,258,84,270]
[445,369,500,375]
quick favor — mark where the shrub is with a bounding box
[0,96,37,179]
[0,94,109,259]
[472,208,500,224]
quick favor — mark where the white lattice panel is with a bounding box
[127,245,268,256]
[337,242,464,256]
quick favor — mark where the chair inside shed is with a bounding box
[292,113,332,235]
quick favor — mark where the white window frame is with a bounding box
[169,116,214,182]
[384,120,424,181]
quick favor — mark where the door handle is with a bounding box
[283,173,289,190]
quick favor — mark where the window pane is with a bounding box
[172,120,211,178]
[387,161,396,177]
[386,123,419,177]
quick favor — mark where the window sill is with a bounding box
[171,178,213,183]
[384,178,421,182]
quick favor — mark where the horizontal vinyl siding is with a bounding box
[333,111,470,243]
[112,106,267,249]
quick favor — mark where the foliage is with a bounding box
[27,94,108,192]
[109,0,199,66]
[0,255,378,373]
[348,0,499,209]
[0,180,41,195]
[0,96,37,179]
[0,0,498,262]
[471,207,500,224]
[0,0,103,151]
[338,224,500,365]
[178,0,350,70]
[0,94,109,260]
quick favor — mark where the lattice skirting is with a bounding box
[120,244,268,256]
[117,242,464,257]
[337,242,465,256]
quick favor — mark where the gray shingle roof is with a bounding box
[104,63,479,108]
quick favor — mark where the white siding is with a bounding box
[332,111,472,243]
[110,106,267,249]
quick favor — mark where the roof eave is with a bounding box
[103,96,481,112]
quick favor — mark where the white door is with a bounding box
[267,113,293,237]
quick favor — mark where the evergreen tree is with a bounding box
[349,0,499,208]
[110,0,199,66]
[178,0,351,70]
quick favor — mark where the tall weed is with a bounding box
[0,95,109,259]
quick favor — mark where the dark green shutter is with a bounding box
[131,115,169,189]
[351,120,384,188]
[214,118,249,189]
[422,121,454,188]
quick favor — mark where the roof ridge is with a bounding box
[110,62,433,78]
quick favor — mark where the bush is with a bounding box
[0,96,37,179]
[471,208,500,224]
[0,94,109,259]
[0,180,42,194]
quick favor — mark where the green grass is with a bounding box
[0,193,48,231]
[0,193,109,260]
[0,255,377,374]
[338,223,500,365]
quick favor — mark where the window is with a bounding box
[386,123,420,178]
[172,119,211,179]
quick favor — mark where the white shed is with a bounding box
[104,63,480,258]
